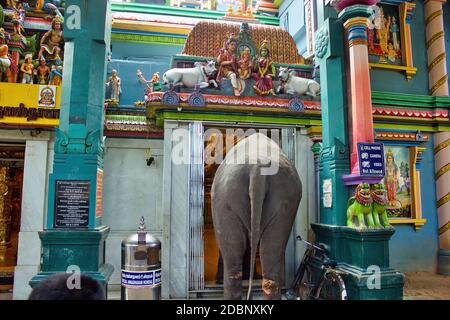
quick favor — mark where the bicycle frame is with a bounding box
[286,236,335,300]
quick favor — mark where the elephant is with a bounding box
[211,133,302,300]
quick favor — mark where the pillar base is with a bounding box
[338,263,404,300]
[311,223,404,300]
[29,226,113,293]
[438,249,450,275]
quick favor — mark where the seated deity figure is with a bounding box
[38,16,63,61]
[252,40,276,96]
[216,34,245,96]
[237,48,253,80]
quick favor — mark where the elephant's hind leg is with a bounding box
[214,213,248,300]
[259,204,295,300]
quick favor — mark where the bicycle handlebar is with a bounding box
[296,235,328,253]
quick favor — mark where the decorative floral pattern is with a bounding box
[315,26,329,59]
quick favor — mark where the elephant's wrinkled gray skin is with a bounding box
[211,133,302,300]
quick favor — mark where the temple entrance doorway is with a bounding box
[0,142,24,291]
[181,121,299,297]
[203,126,277,287]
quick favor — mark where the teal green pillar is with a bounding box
[315,17,350,226]
[30,0,113,291]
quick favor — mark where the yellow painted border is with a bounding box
[112,20,192,36]
[387,146,427,231]
[389,218,427,231]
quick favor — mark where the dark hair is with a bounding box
[28,273,106,300]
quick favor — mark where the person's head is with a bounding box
[225,33,237,52]
[259,40,270,58]
[111,69,117,77]
[240,48,250,60]
[386,150,396,166]
[25,54,32,63]
[52,17,63,31]
[28,273,106,300]
[227,40,236,52]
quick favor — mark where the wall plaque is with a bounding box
[54,180,90,228]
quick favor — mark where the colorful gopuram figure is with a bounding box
[35,57,50,85]
[106,69,121,101]
[252,40,276,96]
[390,16,400,52]
[384,149,399,207]
[0,30,11,83]
[6,0,21,9]
[20,54,34,84]
[376,8,391,64]
[216,33,244,96]
[237,48,253,80]
[49,65,63,86]
[38,16,63,61]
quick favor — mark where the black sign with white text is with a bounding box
[54,180,90,228]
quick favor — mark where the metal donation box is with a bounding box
[121,217,161,300]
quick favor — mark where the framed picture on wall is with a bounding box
[380,143,427,230]
[383,146,412,218]
[368,1,417,80]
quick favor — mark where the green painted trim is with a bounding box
[372,91,450,108]
[111,3,280,26]
[374,122,450,132]
[156,110,321,126]
[111,33,185,46]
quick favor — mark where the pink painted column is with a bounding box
[341,14,375,175]
[348,18,374,174]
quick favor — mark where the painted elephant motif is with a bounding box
[211,133,302,300]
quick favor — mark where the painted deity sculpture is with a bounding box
[252,40,276,96]
[49,65,63,85]
[211,133,302,300]
[38,16,63,61]
[237,48,253,80]
[35,57,50,85]
[106,69,121,101]
[346,183,375,229]
[0,45,11,83]
[276,67,321,97]
[20,54,34,84]
[6,0,22,9]
[216,33,245,96]
[163,60,217,89]
[376,7,391,64]
[371,183,392,228]
[390,16,400,52]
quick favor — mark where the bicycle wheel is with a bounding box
[315,270,347,300]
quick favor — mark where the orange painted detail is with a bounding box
[95,169,103,218]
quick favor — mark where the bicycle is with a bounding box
[285,235,348,300]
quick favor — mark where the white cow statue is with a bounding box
[163,60,218,89]
[276,67,320,97]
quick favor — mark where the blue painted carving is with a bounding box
[288,95,305,112]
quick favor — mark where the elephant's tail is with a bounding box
[246,166,266,300]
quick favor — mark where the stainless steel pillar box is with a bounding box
[121,217,161,300]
